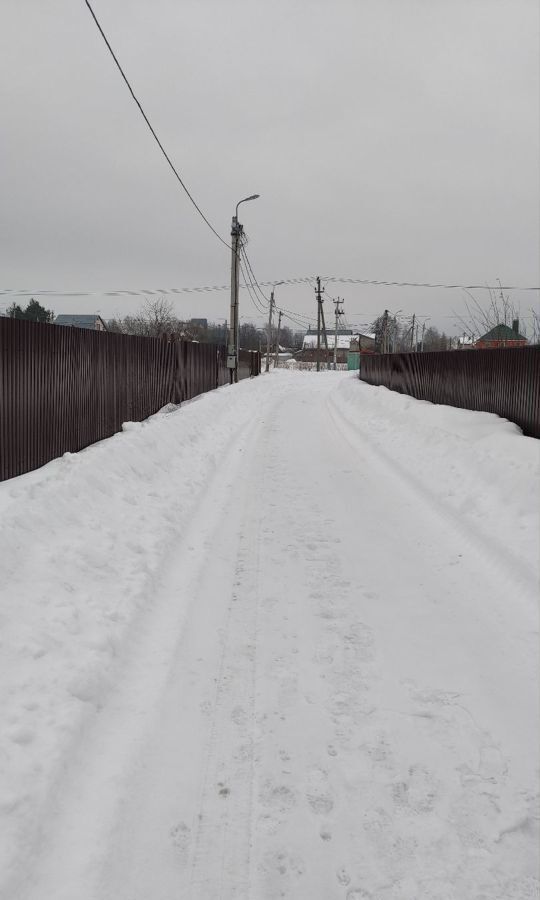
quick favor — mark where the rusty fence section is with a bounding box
[0,318,261,481]
[359,346,540,438]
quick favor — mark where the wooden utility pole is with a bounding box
[265,290,275,372]
[274,310,283,368]
[315,276,325,372]
[333,298,344,369]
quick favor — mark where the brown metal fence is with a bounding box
[0,318,260,481]
[238,348,262,379]
[359,346,540,438]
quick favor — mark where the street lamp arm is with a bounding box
[235,194,260,219]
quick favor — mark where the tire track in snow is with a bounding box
[11,393,275,900]
[188,495,263,898]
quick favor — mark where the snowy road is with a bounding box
[1,372,538,900]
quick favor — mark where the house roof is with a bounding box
[302,332,375,350]
[477,323,526,342]
[55,314,104,329]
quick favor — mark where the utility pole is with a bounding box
[333,298,344,370]
[320,302,330,370]
[315,276,325,371]
[410,313,416,351]
[229,194,259,382]
[420,321,426,352]
[265,290,275,372]
[274,309,282,368]
[228,216,242,383]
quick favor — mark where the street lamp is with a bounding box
[228,194,260,383]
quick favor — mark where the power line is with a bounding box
[239,247,316,329]
[239,249,272,307]
[322,276,540,291]
[83,0,230,251]
[240,249,317,325]
[239,260,267,315]
[4,273,539,300]
[240,249,270,309]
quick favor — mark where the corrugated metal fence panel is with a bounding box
[359,347,540,438]
[238,349,261,379]
[0,319,261,481]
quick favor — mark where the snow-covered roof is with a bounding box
[55,314,105,330]
[303,335,350,350]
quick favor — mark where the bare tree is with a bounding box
[453,279,521,340]
[530,308,540,344]
[138,298,178,337]
[107,299,182,338]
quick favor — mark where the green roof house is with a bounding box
[475,320,527,349]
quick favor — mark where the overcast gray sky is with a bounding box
[1,0,538,335]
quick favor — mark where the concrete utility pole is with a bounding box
[333,298,344,370]
[229,194,259,383]
[320,303,330,369]
[274,310,283,368]
[228,218,242,383]
[265,290,275,372]
[315,276,325,372]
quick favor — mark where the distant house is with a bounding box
[296,331,376,366]
[301,330,376,352]
[55,314,107,332]
[475,320,527,349]
[456,335,475,350]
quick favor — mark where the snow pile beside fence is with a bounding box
[332,375,540,592]
[0,378,268,892]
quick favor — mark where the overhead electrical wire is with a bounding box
[240,250,316,326]
[240,249,269,310]
[83,0,230,251]
[239,258,267,315]
[240,248,319,328]
[322,277,539,291]
[4,273,538,300]
[239,248,272,308]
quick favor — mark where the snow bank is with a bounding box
[331,375,540,593]
[0,379,269,893]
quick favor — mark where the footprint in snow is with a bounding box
[259,781,296,811]
[306,768,334,815]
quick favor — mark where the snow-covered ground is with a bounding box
[0,371,538,900]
